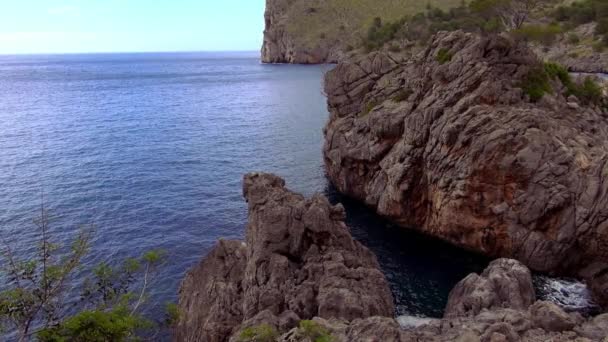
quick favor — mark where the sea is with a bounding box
[0,52,596,334]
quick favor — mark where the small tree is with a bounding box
[470,0,541,30]
[0,203,169,341]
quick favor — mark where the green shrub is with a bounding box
[520,67,552,102]
[392,88,413,102]
[540,62,605,105]
[238,324,279,342]
[573,77,604,105]
[38,306,152,342]
[364,16,407,51]
[511,24,563,46]
[299,320,334,342]
[567,33,581,44]
[544,62,571,86]
[361,100,379,116]
[436,48,453,64]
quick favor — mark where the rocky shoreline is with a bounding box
[176,174,608,341]
[322,30,608,306]
[177,3,608,339]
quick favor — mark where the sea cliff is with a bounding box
[322,30,608,305]
[176,174,608,341]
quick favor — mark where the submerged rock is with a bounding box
[176,173,394,341]
[323,30,608,280]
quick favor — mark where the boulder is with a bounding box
[529,301,579,332]
[445,259,535,318]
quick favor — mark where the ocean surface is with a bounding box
[0,52,595,332]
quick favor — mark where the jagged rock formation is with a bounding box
[282,260,608,341]
[176,173,608,341]
[176,173,394,342]
[323,30,608,282]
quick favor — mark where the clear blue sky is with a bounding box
[0,0,266,54]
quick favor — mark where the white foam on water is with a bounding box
[534,275,599,313]
[396,315,438,329]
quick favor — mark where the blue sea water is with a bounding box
[0,52,591,335]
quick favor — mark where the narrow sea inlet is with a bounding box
[0,52,592,322]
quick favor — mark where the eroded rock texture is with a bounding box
[275,260,608,341]
[262,0,339,64]
[445,259,535,318]
[176,173,394,342]
[323,30,608,277]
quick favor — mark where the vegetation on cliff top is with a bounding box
[282,0,464,46]
[521,62,605,104]
[359,0,608,53]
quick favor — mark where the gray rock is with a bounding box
[176,173,394,341]
[445,259,535,318]
[529,301,578,332]
[323,30,608,281]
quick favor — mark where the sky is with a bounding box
[0,0,266,54]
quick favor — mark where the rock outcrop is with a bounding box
[323,30,608,280]
[177,173,608,341]
[444,259,536,318]
[176,173,394,342]
[280,260,607,341]
[262,0,341,64]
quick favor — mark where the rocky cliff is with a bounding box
[323,31,608,288]
[176,173,394,341]
[260,0,463,64]
[176,174,608,341]
[261,0,351,64]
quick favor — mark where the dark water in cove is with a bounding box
[0,52,588,329]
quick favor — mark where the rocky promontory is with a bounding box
[177,174,608,341]
[176,173,395,341]
[323,30,608,290]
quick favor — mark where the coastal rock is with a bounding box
[176,173,394,341]
[580,262,608,308]
[323,30,608,278]
[176,240,247,342]
[261,0,339,63]
[529,301,580,332]
[445,259,535,317]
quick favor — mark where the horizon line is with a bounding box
[0,49,261,57]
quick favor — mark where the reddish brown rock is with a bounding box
[323,30,608,276]
[176,173,394,342]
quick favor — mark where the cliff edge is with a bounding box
[323,30,608,296]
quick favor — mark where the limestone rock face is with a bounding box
[445,259,535,318]
[272,260,607,342]
[323,30,608,276]
[176,173,394,342]
[261,0,339,64]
